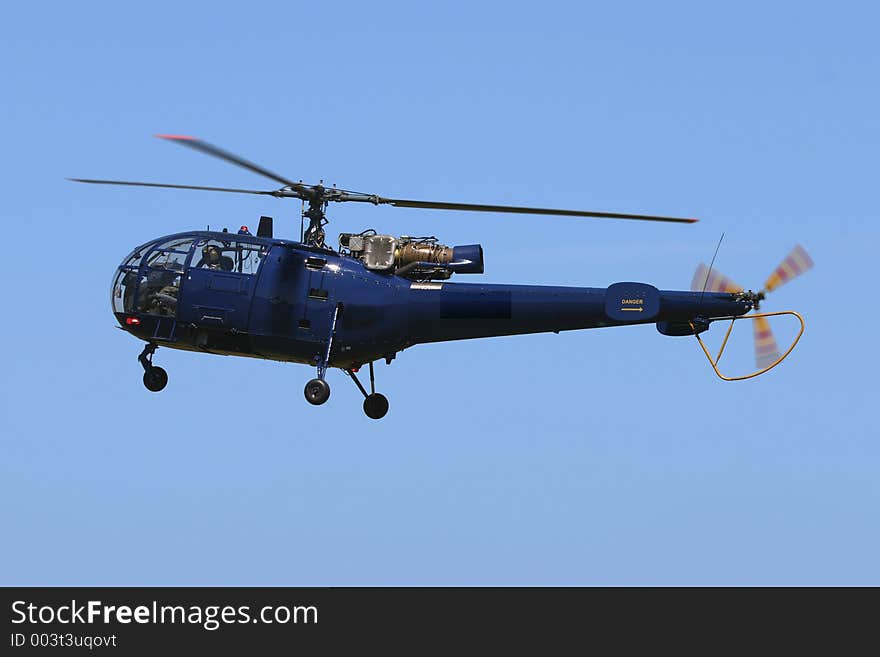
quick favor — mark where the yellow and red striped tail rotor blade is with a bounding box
[690,263,709,291]
[764,244,814,292]
[753,315,781,369]
[690,263,744,293]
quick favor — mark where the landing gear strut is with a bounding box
[138,342,168,392]
[345,361,389,420]
[303,303,342,406]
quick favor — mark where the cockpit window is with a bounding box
[193,238,266,275]
[137,269,181,317]
[193,240,235,271]
[146,249,189,273]
[111,268,139,313]
[122,245,151,269]
[133,238,194,317]
[158,237,196,252]
[233,242,267,275]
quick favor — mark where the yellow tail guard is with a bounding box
[690,311,805,381]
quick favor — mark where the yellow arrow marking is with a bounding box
[620,307,644,312]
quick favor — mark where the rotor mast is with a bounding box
[301,184,327,247]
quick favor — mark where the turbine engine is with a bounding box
[339,233,484,280]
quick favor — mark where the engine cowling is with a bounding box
[339,233,484,278]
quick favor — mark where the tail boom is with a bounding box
[404,281,752,345]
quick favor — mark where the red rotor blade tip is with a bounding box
[155,134,197,141]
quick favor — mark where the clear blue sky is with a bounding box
[1,1,877,585]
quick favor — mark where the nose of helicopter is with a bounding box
[111,263,139,321]
[111,236,193,326]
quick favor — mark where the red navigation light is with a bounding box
[125,317,141,326]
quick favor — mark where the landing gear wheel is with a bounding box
[363,393,389,419]
[143,366,168,393]
[304,378,331,405]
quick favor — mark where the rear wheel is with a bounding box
[143,366,168,392]
[363,393,389,419]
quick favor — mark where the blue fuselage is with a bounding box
[113,231,752,368]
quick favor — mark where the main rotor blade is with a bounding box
[374,197,698,223]
[763,244,814,292]
[690,263,743,293]
[156,135,309,194]
[68,178,290,197]
[753,315,781,369]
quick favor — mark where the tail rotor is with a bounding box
[691,244,813,372]
[764,244,814,293]
[690,263,744,295]
[753,315,782,369]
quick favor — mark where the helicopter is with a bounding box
[72,135,812,419]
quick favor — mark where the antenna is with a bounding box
[699,232,725,309]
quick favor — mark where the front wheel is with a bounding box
[143,366,168,392]
[304,378,331,405]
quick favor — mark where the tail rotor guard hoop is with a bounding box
[690,310,805,381]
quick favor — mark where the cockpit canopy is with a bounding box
[111,232,269,317]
